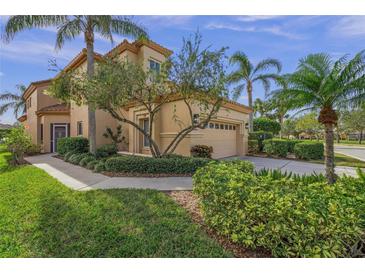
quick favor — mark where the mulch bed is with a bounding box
[167,191,271,258]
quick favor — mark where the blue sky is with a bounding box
[1,15,365,124]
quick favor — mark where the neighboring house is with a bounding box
[19,39,252,159]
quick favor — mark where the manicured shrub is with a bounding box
[190,145,213,158]
[86,160,99,170]
[286,139,302,153]
[94,162,106,173]
[79,155,96,167]
[69,153,89,165]
[248,131,273,151]
[253,117,281,135]
[105,155,212,174]
[5,126,32,165]
[25,144,41,156]
[95,143,118,159]
[57,137,89,156]
[64,151,75,162]
[225,159,254,173]
[255,168,326,183]
[294,141,324,160]
[248,139,259,154]
[193,161,365,257]
[263,139,289,157]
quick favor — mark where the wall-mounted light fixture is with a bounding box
[193,114,200,125]
[245,122,249,129]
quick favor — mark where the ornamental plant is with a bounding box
[5,125,32,165]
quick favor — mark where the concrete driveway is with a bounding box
[228,155,359,177]
[335,145,365,161]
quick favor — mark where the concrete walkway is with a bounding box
[25,153,360,192]
[334,145,365,161]
[25,154,192,191]
[229,155,359,177]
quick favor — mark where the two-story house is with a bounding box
[19,39,252,159]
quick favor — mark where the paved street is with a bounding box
[335,145,365,161]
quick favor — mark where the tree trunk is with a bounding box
[247,82,253,132]
[324,123,336,184]
[85,28,97,155]
[279,115,284,139]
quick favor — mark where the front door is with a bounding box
[54,125,67,152]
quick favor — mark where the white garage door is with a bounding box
[203,122,237,158]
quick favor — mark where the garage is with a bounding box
[203,122,238,158]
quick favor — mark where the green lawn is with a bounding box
[0,148,230,258]
[309,152,365,168]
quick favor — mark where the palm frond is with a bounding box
[92,16,114,44]
[229,51,252,79]
[110,16,148,40]
[0,92,21,101]
[0,102,16,115]
[56,18,83,49]
[253,58,282,75]
[231,83,245,101]
[3,15,67,42]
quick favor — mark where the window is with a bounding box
[224,124,229,130]
[215,123,219,129]
[77,121,83,136]
[149,60,160,74]
[143,119,150,147]
[27,97,32,109]
[40,124,43,143]
[209,123,214,129]
[220,124,224,130]
[229,125,233,130]
[233,125,236,130]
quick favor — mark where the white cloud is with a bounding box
[331,16,365,37]
[205,22,303,40]
[236,16,283,22]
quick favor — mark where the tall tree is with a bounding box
[342,106,365,144]
[0,84,27,119]
[3,15,147,154]
[228,52,281,131]
[273,52,365,184]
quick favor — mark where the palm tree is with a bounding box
[0,84,27,119]
[273,52,365,184]
[4,16,147,154]
[253,98,271,117]
[228,52,282,131]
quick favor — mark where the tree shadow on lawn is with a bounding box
[34,188,230,258]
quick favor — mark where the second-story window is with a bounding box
[149,60,160,74]
[77,121,83,136]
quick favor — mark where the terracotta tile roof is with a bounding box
[36,103,70,116]
[105,39,173,57]
[17,114,27,122]
[23,78,53,100]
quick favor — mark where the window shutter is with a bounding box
[67,123,70,137]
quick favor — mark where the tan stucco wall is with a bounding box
[40,114,70,153]
[126,99,250,158]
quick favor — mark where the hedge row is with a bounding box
[262,139,324,160]
[57,137,89,156]
[105,155,212,174]
[64,151,107,173]
[248,131,273,152]
[193,161,365,257]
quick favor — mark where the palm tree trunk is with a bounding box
[85,28,97,155]
[247,82,253,132]
[324,123,336,184]
[359,130,363,144]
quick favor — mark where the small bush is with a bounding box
[57,137,89,156]
[64,151,75,162]
[69,153,89,165]
[86,160,99,170]
[294,141,324,160]
[225,159,254,173]
[248,139,259,154]
[5,126,32,165]
[255,168,326,184]
[94,162,106,173]
[79,155,96,167]
[95,143,118,158]
[249,131,273,151]
[263,139,289,157]
[25,144,41,156]
[193,161,365,257]
[105,155,212,174]
[253,117,281,135]
[190,145,213,158]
